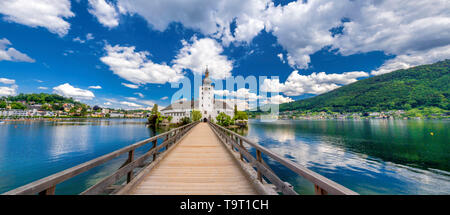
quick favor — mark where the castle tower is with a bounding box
[199,67,214,121]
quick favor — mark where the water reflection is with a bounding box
[245,119,450,194]
[0,119,163,194]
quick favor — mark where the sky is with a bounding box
[0,0,449,110]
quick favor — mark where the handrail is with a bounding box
[2,121,199,195]
[209,122,358,195]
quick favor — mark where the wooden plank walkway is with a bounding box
[127,123,258,195]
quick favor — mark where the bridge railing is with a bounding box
[2,121,199,195]
[209,122,358,195]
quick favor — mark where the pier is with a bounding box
[2,122,358,195]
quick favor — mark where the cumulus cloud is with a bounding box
[261,95,294,105]
[214,88,261,101]
[172,37,233,80]
[53,83,95,100]
[265,0,348,69]
[101,44,184,85]
[371,44,450,75]
[88,85,102,89]
[0,38,35,62]
[73,33,95,44]
[0,0,74,37]
[0,85,18,97]
[88,0,119,28]
[121,83,139,89]
[120,101,142,108]
[117,0,270,45]
[0,78,16,85]
[134,92,144,98]
[261,71,369,96]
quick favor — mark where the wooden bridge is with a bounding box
[2,122,358,195]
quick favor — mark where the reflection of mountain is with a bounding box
[245,119,450,194]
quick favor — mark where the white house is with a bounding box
[161,68,234,123]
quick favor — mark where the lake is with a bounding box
[0,119,449,194]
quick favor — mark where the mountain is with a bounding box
[280,60,450,113]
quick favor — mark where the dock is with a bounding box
[2,122,358,195]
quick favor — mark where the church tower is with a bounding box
[199,67,214,121]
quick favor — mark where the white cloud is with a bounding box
[38,87,49,90]
[117,0,270,45]
[101,44,184,85]
[0,85,18,96]
[73,37,85,44]
[214,88,261,101]
[262,71,369,96]
[121,83,139,89]
[134,92,144,98]
[265,0,347,69]
[88,0,119,28]
[265,0,450,71]
[0,78,15,84]
[86,33,94,40]
[261,95,294,105]
[0,0,74,37]
[120,101,142,108]
[277,53,285,64]
[73,33,95,44]
[0,77,18,96]
[53,83,95,100]
[125,97,137,101]
[172,37,233,80]
[371,45,450,75]
[88,85,102,89]
[0,38,35,62]
[161,96,168,100]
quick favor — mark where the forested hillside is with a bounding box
[280,60,449,112]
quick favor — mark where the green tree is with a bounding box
[148,104,163,128]
[191,110,202,121]
[0,101,6,109]
[10,102,26,110]
[234,111,248,121]
[180,116,192,125]
[216,112,232,126]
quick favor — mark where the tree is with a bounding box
[10,102,26,110]
[191,110,202,121]
[234,111,248,121]
[148,104,163,128]
[0,101,6,109]
[216,112,232,126]
[167,115,173,123]
[180,116,192,125]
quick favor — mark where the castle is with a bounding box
[160,68,234,123]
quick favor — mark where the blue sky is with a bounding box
[0,0,449,110]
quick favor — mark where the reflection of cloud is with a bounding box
[246,121,450,194]
[51,125,89,159]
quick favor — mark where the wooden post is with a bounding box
[38,185,56,195]
[239,139,244,161]
[256,150,262,182]
[152,139,157,160]
[230,134,234,150]
[165,134,169,151]
[127,150,134,183]
[314,184,328,195]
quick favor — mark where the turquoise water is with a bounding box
[240,119,450,195]
[0,119,449,194]
[0,119,165,194]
